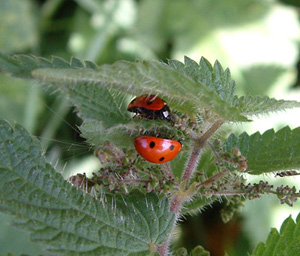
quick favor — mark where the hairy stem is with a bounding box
[182,120,223,186]
[157,120,223,256]
[197,168,230,188]
[161,163,174,180]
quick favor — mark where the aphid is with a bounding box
[275,171,300,177]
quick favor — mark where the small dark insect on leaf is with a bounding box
[275,171,300,177]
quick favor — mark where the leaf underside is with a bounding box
[233,95,300,117]
[0,118,174,256]
[0,51,246,122]
[0,52,130,127]
[252,214,300,256]
[1,51,300,127]
[224,126,300,175]
[31,60,248,122]
[80,119,184,149]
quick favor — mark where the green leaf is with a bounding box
[224,126,300,174]
[175,248,188,256]
[60,80,131,127]
[169,57,300,117]
[190,245,210,256]
[0,119,175,255]
[0,52,97,79]
[0,0,38,52]
[80,121,133,148]
[80,119,184,148]
[233,95,300,117]
[170,56,236,102]
[252,214,300,256]
[4,52,297,122]
[182,196,217,216]
[31,58,248,122]
[174,245,210,256]
[0,52,130,127]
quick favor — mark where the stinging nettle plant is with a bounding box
[1,51,300,255]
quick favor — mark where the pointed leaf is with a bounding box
[190,245,210,256]
[0,52,248,121]
[252,214,300,256]
[0,119,175,255]
[0,52,129,127]
[0,51,98,78]
[233,95,300,116]
[60,81,131,127]
[173,56,236,103]
[224,126,300,174]
[80,119,184,148]
[31,59,248,122]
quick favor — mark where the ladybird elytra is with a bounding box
[133,136,182,164]
[127,94,170,121]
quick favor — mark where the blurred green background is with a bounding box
[0,0,300,255]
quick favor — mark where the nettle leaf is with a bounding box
[80,121,133,148]
[0,119,174,256]
[174,245,210,256]
[182,196,217,216]
[224,126,300,175]
[0,52,130,127]
[0,51,97,79]
[31,58,248,122]
[80,119,184,148]
[169,57,300,117]
[3,52,298,122]
[233,95,300,117]
[190,245,210,256]
[169,56,236,102]
[61,81,131,127]
[252,214,300,256]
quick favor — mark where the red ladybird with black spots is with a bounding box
[133,136,182,164]
[127,94,170,121]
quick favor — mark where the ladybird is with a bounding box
[133,136,182,164]
[127,94,170,121]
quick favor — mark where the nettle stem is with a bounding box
[157,120,223,256]
[182,120,224,186]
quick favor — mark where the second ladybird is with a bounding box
[133,136,182,164]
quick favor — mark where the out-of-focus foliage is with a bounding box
[279,0,300,7]
[0,0,300,255]
[0,75,43,133]
[0,0,38,53]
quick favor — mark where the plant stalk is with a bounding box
[157,120,223,256]
[182,120,224,186]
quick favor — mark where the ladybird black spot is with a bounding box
[130,99,136,104]
[170,145,175,151]
[149,141,155,148]
[147,100,153,105]
[159,157,165,162]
